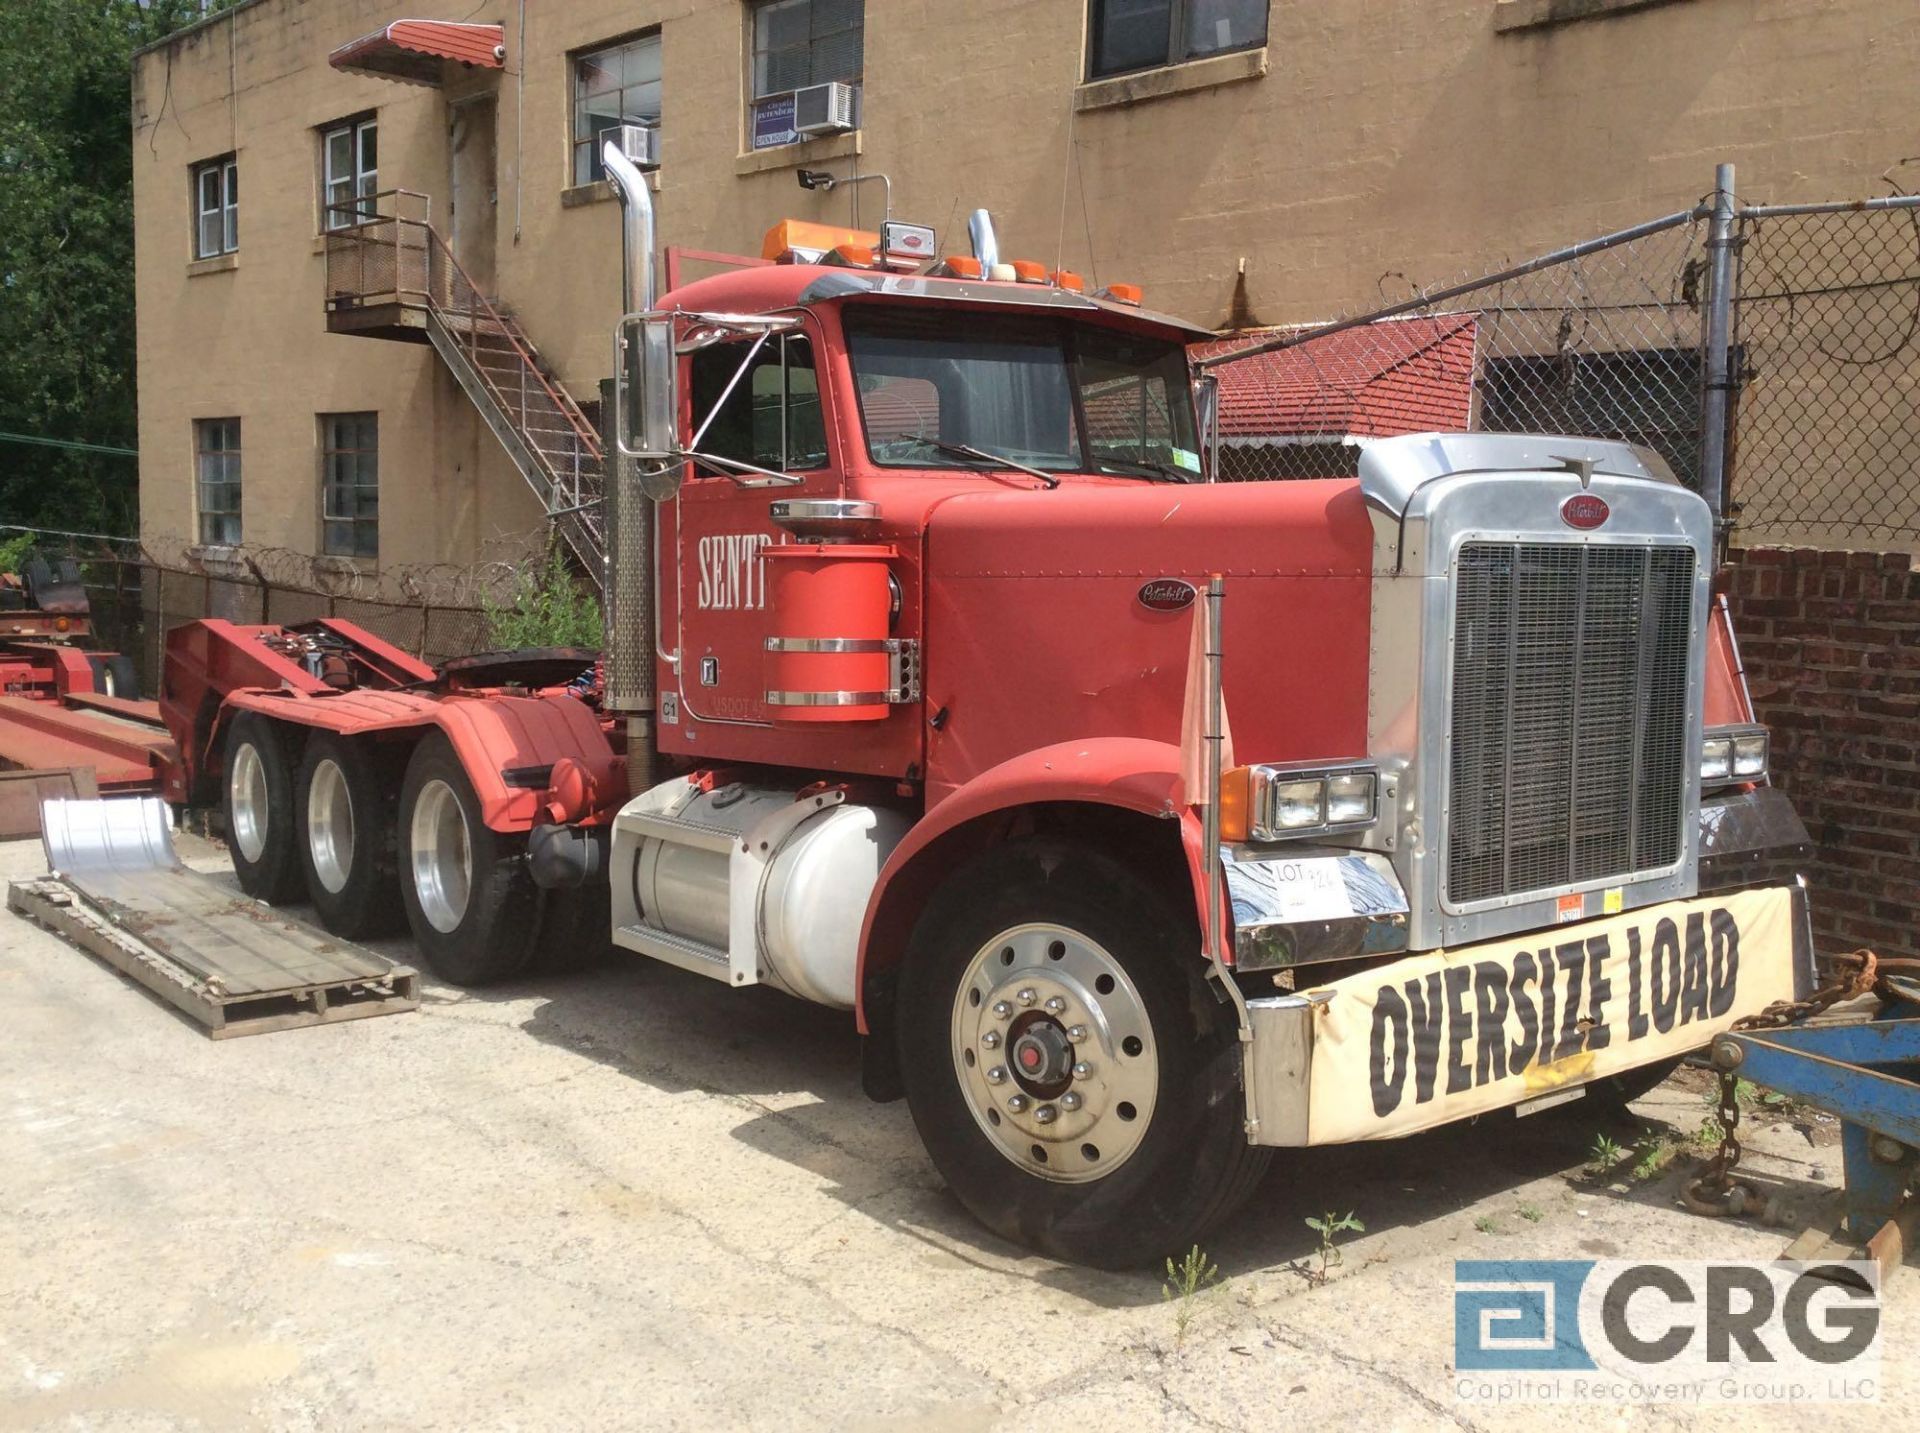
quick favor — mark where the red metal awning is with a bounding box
[329,20,504,87]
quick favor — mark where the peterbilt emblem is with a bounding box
[1137,579,1196,612]
[1560,493,1611,530]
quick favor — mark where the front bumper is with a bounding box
[1240,881,1814,1146]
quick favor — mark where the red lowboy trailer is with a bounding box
[153,142,1814,1266]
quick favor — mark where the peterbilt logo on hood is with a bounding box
[1137,579,1197,612]
[1561,493,1611,530]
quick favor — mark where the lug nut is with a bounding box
[1066,1025,1088,1044]
[1017,988,1037,1007]
[981,1030,1001,1049]
[985,1065,1007,1085]
[1044,996,1066,1014]
[1070,1060,1092,1080]
[1870,1134,1909,1164]
[1034,1104,1058,1125]
[1007,1094,1030,1113]
[1060,1091,1083,1112]
[991,1000,1012,1020]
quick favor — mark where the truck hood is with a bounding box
[918,478,1375,805]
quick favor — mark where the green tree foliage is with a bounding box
[482,546,604,651]
[0,1,226,537]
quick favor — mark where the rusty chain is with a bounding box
[1681,949,1885,1219]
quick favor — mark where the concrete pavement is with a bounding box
[1,833,1910,1431]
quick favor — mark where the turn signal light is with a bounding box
[829,243,878,268]
[937,255,983,279]
[1051,269,1085,291]
[1009,259,1049,284]
[1099,282,1143,306]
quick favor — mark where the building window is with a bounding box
[748,0,863,150]
[320,413,379,558]
[573,34,662,185]
[321,116,378,229]
[192,156,237,258]
[195,418,242,546]
[1087,0,1268,80]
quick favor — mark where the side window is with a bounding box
[321,115,378,229]
[689,336,829,472]
[192,155,238,258]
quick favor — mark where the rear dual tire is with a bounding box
[296,732,404,939]
[398,733,540,986]
[224,712,304,904]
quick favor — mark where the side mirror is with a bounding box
[613,312,682,500]
[1194,372,1220,484]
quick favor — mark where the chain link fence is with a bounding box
[1728,201,1920,544]
[1197,175,1920,551]
[1198,212,1714,490]
[4,528,523,694]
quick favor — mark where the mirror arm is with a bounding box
[687,328,773,451]
[685,451,807,488]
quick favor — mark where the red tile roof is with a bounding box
[329,21,504,87]
[1194,313,1479,442]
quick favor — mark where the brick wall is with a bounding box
[1726,547,1920,960]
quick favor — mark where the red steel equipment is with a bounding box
[158,141,1814,1267]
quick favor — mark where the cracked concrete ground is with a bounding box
[1,833,1912,1431]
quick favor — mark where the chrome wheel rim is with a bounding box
[306,758,355,895]
[950,923,1159,1184]
[410,778,472,934]
[229,741,269,864]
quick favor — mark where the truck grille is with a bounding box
[1447,542,1694,906]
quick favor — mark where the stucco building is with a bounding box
[131,0,1920,573]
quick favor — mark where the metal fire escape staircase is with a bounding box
[321,191,605,585]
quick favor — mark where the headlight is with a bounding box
[1702,724,1768,787]
[1220,762,1379,843]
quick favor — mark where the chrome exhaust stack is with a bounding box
[967,208,999,272]
[600,140,660,789]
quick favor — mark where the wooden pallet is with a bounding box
[8,874,419,1039]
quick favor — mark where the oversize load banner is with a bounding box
[1305,887,1797,1143]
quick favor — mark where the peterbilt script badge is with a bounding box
[1137,579,1197,612]
[1560,493,1611,530]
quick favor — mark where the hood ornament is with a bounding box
[1554,454,1599,490]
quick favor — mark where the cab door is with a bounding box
[673,331,834,727]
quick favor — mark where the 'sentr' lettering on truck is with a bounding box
[1306,888,1796,1141]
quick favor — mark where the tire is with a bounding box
[1575,1056,1686,1121]
[398,733,538,985]
[223,712,304,904]
[531,882,612,974]
[897,839,1269,1269]
[296,732,404,939]
[87,653,140,700]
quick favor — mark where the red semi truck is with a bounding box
[156,143,1812,1266]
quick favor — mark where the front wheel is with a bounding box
[398,734,538,985]
[897,839,1268,1269]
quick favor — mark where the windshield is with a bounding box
[843,308,1201,478]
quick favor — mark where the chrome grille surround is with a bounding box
[1353,434,1713,952]
[1445,542,1696,907]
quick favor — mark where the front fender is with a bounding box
[855,737,1209,1033]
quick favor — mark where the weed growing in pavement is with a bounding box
[1518,1204,1544,1223]
[1473,1215,1501,1235]
[1162,1245,1223,1345]
[1588,1132,1626,1172]
[1304,1210,1365,1285]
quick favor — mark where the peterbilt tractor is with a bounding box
[156,142,1812,1267]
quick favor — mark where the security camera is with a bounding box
[797,169,837,192]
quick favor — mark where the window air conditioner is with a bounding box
[793,82,856,137]
[613,122,660,171]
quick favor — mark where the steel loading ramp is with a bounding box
[8,797,418,1038]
